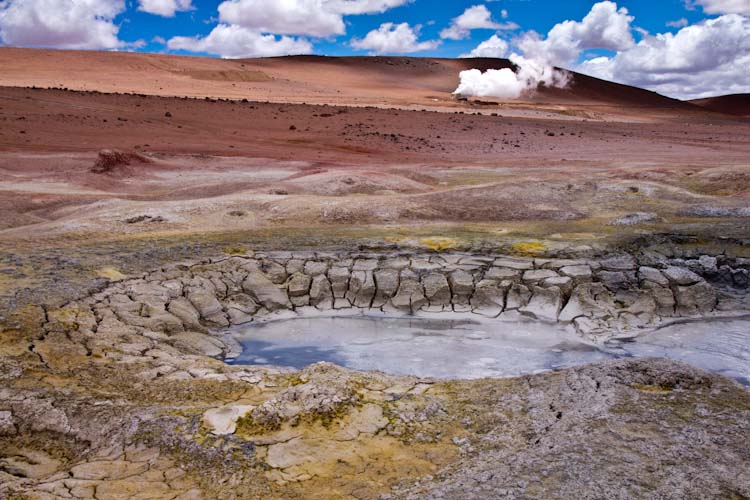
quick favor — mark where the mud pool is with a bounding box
[228,315,750,385]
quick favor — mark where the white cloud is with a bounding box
[516,0,635,66]
[351,22,440,54]
[440,4,517,40]
[167,24,312,58]
[666,17,689,28]
[460,34,508,58]
[694,0,750,14]
[0,0,125,49]
[138,0,193,17]
[216,0,411,37]
[578,13,750,99]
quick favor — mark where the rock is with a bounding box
[520,286,563,322]
[599,254,637,271]
[698,255,718,273]
[663,266,702,286]
[203,404,255,435]
[559,264,593,279]
[675,281,717,316]
[287,273,312,297]
[639,267,669,287]
[0,410,16,436]
[243,271,291,311]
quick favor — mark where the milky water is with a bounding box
[227,315,750,385]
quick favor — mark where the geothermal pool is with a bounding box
[228,315,750,385]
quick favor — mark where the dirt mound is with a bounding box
[690,94,750,117]
[91,149,150,175]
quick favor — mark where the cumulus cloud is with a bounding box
[516,0,635,66]
[578,13,750,99]
[350,22,440,54]
[138,0,193,17]
[217,0,411,37]
[167,24,312,58]
[440,4,517,40]
[693,0,750,15]
[0,0,126,49]
[460,34,508,58]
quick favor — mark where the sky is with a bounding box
[0,0,748,99]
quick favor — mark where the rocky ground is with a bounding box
[2,53,750,499]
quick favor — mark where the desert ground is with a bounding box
[1,48,750,499]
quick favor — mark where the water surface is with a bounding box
[228,315,750,385]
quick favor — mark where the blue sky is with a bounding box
[114,0,708,58]
[0,0,749,98]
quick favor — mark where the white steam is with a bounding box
[454,54,571,99]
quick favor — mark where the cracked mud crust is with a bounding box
[2,238,750,499]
